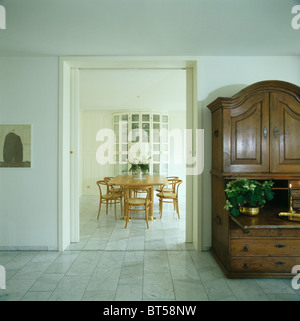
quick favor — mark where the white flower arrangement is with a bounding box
[128,154,151,173]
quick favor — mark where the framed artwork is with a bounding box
[0,124,31,168]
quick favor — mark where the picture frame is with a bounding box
[0,124,31,168]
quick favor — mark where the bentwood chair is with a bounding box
[156,176,179,193]
[124,185,152,229]
[96,180,123,220]
[156,179,182,219]
[104,177,123,193]
[103,176,124,206]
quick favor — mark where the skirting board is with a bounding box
[0,246,58,251]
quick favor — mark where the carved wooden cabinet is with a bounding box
[208,81,300,278]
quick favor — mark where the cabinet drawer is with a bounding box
[230,226,300,238]
[231,257,300,273]
[231,239,300,256]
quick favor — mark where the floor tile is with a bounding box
[29,273,64,292]
[115,284,143,301]
[21,291,52,301]
[173,279,209,301]
[1,194,300,301]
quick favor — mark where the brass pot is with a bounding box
[239,206,260,216]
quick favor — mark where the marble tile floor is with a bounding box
[1,194,300,301]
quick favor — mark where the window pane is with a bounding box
[153,144,160,152]
[153,154,160,162]
[153,115,160,122]
[142,114,150,121]
[153,164,160,174]
[162,144,168,151]
[142,130,149,142]
[132,114,139,121]
[142,123,149,130]
[153,130,160,143]
[161,164,168,175]
[122,164,128,174]
[131,128,140,142]
[114,124,119,135]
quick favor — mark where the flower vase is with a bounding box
[136,167,142,179]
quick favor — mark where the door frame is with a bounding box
[58,56,201,251]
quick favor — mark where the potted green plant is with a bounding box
[224,177,274,216]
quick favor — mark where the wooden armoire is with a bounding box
[208,80,300,278]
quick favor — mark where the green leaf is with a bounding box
[231,208,239,217]
[224,178,274,214]
[224,200,233,211]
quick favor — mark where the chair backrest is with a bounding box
[167,176,178,180]
[174,180,182,195]
[166,176,179,192]
[104,176,122,189]
[124,185,152,205]
[96,180,106,197]
[96,180,117,196]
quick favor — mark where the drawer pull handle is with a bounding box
[214,130,219,137]
[275,261,286,265]
[243,245,248,252]
[275,244,286,248]
[243,263,248,269]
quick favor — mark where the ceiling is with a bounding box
[79,69,186,111]
[1,1,298,111]
[0,0,299,57]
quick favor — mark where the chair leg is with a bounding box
[176,199,180,218]
[125,206,130,228]
[145,207,149,229]
[114,201,117,220]
[159,198,163,218]
[97,200,102,220]
[106,201,108,215]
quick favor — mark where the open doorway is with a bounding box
[58,57,200,251]
[75,68,187,250]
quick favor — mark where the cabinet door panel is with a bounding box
[211,176,230,269]
[270,93,300,173]
[223,93,269,173]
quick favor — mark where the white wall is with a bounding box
[0,57,58,249]
[199,56,300,250]
[80,110,114,196]
[0,55,299,250]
